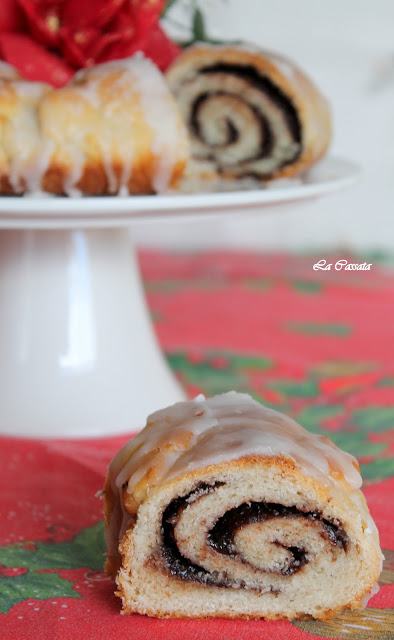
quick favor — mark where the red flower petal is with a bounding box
[17,0,64,47]
[5,1,178,77]
[104,0,166,48]
[62,0,126,30]
[90,21,180,72]
[0,0,25,32]
[0,32,74,86]
[140,23,181,70]
[61,25,135,68]
[60,26,103,66]
[86,28,129,62]
[59,1,167,69]
[128,0,166,39]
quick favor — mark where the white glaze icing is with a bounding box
[57,61,137,196]
[3,81,52,193]
[132,53,184,193]
[0,55,185,195]
[109,392,362,502]
[12,81,50,103]
[71,70,103,109]
[0,61,20,80]
[23,140,55,194]
[62,146,84,197]
[56,54,184,195]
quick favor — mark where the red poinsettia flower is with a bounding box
[0,0,180,86]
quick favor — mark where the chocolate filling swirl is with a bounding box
[188,63,302,174]
[161,483,348,588]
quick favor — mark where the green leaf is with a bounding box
[379,376,394,387]
[227,355,272,370]
[328,433,385,459]
[311,361,376,378]
[192,7,206,40]
[287,322,351,336]
[167,352,247,395]
[168,351,273,397]
[0,572,80,614]
[145,280,183,293]
[355,249,394,266]
[292,280,323,293]
[360,457,394,481]
[295,405,344,431]
[244,278,272,291]
[0,522,105,571]
[267,379,319,398]
[145,278,222,293]
[352,407,394,433]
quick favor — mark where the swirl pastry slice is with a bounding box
[104,392,382,620]
[166,44,331,182]
[0,55,188,196]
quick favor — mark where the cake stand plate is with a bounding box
[0,156,360,437]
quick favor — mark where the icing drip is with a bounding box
[69,62,137,195]
[23,139,55,194]
[100,136,118,194]
[118,157,133,196]
[63,146,84,198]
[110,392,362,506]
[106,392,368,563]
[0,55,185,195]
[71,71,102,109]
[132,53,182,193]
[3,81,52,193]
[61,54,183,195]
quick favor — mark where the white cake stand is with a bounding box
[0,156,360,438]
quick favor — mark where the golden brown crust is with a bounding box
[0,148,187,198]
[103,473,125,579]
[119,599,360,621]
[35,158,185,196]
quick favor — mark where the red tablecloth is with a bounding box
[1,251,393,640]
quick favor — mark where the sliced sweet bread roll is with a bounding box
[104,392,382,620]
[166,43,331,182]
[0,55,188,195]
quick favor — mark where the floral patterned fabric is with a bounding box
[1,250,393,640]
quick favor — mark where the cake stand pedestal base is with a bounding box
[0,227,184,437]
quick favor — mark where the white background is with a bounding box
[132,0,394,251]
